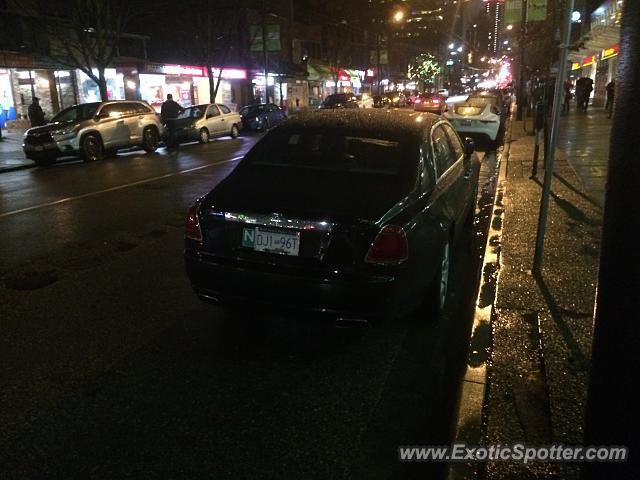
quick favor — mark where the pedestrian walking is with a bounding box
[160,94,185,148]
[563,79,573,113]
[605,78,616,118]
[28,97,46,127]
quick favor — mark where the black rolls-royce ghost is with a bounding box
[184,109,479,322]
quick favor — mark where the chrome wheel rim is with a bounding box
[85,137,99,160]
[200,129,209,142]
[145,129,157,149]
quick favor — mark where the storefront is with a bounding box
[76,68,125,104]
[139,63,247,112]
[0,69,15,128]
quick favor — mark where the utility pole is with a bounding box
[583,1,640,478]
[516,0,528,121]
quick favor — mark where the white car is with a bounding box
[355,94,374,108]
[173,103,242,144]
[444,97,502,149]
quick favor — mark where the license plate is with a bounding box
[460,120,473,126]
[241,227,300,256]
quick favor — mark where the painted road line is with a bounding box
[0,156,243,219]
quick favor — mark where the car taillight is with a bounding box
[414,98,421,103]
[365,225,408,265]
[185,205,203,241]
[432,99,440,104]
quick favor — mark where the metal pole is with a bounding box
[261,0,269,104]
[377,33,381,96]
[516,0,527,121]
[532,0,575,274]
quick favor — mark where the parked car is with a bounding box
[319,93,360,109]
[470,90,508,118]
[172,103,242,144]
[22,100,163,166]
[355,94,374,108]
[444,96,503,149]
[371,93,408,108]
[239,103,286,131]
[413,93,447,115]
[184,109,480,322]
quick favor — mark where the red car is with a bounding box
[413,94,447,115]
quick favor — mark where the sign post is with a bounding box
[532,0,575,274]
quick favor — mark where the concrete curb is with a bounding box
[0,163,37,174]
[448,119,512,480]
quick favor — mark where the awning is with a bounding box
[307,63,333,82]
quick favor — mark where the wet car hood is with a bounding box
[26,120,77,135]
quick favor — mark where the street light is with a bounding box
[506,24,514,30]
[393,10,404,23]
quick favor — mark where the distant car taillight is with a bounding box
[185,205,203,241]
[365,225,408,265]
[414,98,422,104]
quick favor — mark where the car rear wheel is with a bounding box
[81,134,103,162]
[199,128,210,144]
[142,126,160,152]
[261,118,270,131]
[230,124,239,139]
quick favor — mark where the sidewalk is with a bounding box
[453,108,608,479]
[0,129,34,172]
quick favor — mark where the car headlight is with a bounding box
[51,126,78,137]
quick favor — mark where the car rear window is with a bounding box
[234,128,420,218]
[454,105,484,115]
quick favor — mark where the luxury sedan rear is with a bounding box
[184,110,479,322]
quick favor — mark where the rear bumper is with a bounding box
[184,251,409,320]
[448,121,500,141]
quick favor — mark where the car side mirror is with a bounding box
[464,137,475,156]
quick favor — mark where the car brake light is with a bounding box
[365,225,408,264]
[185,205,203,241]
[414,99,421,103]
[433,99,440,104]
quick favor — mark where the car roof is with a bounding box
[281,109,440,138]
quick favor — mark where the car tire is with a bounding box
[261,118,270,131]
[423,237,452,321]
[230,124,239,139]
[142,126,160,153]
[81,134,103,162]
[199,128,210,144]
[33,156,55,167]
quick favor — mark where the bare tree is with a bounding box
[34,0,130,101]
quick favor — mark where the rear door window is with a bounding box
[219,104,231,114]
[206,105,220,117]
[431,125,456,179]
[442,124,464,161]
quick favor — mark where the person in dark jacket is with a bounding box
[606,79,616,118]
[28,97,46,127]
[160,94,185,147]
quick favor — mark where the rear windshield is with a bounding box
[233,128,420,217]
[240,105,264,115]
[178,106,205,119]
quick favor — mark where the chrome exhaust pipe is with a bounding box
[335,317,370,328]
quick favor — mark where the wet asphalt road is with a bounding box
[0,134,499,479]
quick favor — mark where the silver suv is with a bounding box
[23,100,164,166]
